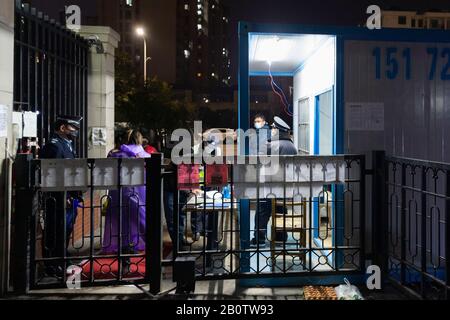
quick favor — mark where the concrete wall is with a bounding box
[0,0,15,297]
[77,26,120,158]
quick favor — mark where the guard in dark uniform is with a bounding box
[40,116,83,276]
[40,116,82,159]
[252,116,298,246]
[268,116,298,156]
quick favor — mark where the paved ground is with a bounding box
[5,278,410,300]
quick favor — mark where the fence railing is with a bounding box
[385,155,450,300]
[12,154,163,293]
[166,155,367,281]
[13,151,449,299]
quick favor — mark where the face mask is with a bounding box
[66,128,79,140]
[254,122,264,130]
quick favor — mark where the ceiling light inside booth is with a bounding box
[253,36,293,64]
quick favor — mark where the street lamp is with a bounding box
[136,27,151,82]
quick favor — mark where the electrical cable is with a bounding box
[268,62,293,116]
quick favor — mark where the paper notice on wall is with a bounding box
[0,105,7,137]
[92,127,107,146]
[23,111,38,137]
[346,103,384,131]
[12,112,23,138]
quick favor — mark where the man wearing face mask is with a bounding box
[40,116,82,159]
[40,116,83,277]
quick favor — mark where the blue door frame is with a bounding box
[313,87,337,265]
[237,22,450,287]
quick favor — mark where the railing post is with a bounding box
[446,170,450,300]
[372,150,388,285]
[146,154,162,295]
[12,154,35,294]
[359,155,366,271]
[400,163,407,285]
[420,165,427,298]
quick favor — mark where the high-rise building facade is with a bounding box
[176,0,232,101]
[381,10,450,30]
[25,0,231,99]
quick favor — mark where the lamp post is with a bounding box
[136,27,151,82]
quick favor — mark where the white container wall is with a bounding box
[344,40,450,162]
[293,37,336,155]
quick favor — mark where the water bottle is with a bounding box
[223,185,231,199]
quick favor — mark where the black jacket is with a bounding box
[269,132,298,156]
[40,134,76,159]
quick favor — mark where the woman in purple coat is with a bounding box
[103,130,151,258]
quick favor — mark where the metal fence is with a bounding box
[15,151,450,299]
[14,1,89,157]
[385,156,450,300]
[168,155,366,282]
[13,155,162,292]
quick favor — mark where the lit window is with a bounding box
[197,24,202,30]
[125,0,133,7]
[184,50,190,59]
[197,73,202,78]
[184,4,189,10]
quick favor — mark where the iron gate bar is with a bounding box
[14,1,89,157]
[147,154,163,295]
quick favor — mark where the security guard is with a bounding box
[269,116,297,156]
[40,116,82,159]
[40,116,83,276]
[252,116,298,246]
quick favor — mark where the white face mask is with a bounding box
[254,122,265,130]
